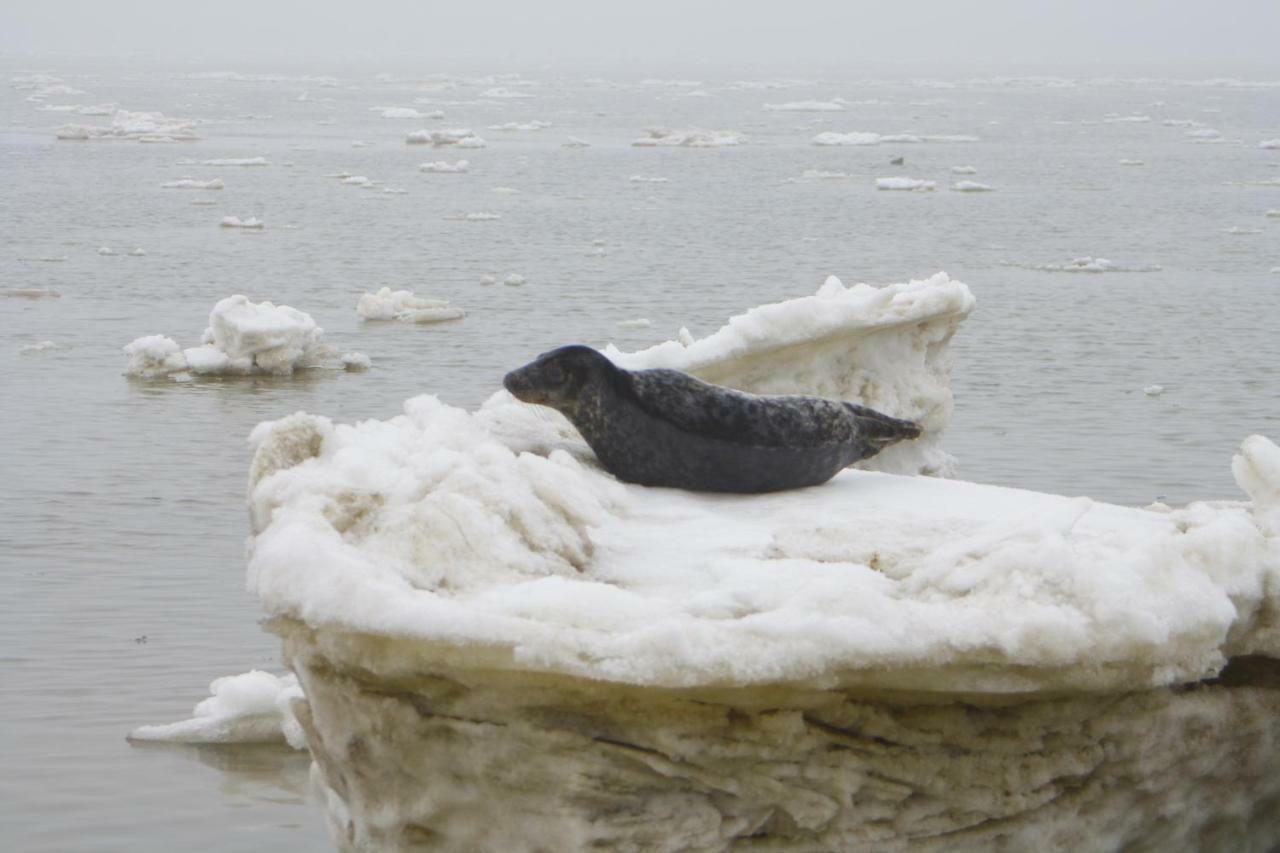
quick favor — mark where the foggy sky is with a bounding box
[3,0,1279,76]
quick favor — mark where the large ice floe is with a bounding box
[355,287,465,324]
[143,272,1280,850]
[123,295,333,378]
[55,109,198,142]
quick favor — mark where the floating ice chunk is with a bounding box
[1104,114,1152,123]
[880,133,923,143]
[562,137,591,148]
[876,177,936,191]
[952,180,994,192]
[406,128,484,147]
[128,671,304,748]
[799,169,850,179]
[123,335,188,378]
[1224,226,1262,235]
[129,248,146,256]
[454,135,486,149]
[181,344,253,376]
[632,128,742,147]
[205,295,325,375]
[1119,159,1145,166]
[813,131,881,146]
[617,318,651,329]
[377,107,440,119]
[342,353,372,371]
[1025,256,1162,273]
[450,212,500,221]
[1258,139,1279,150]
[503,273,525,286]
[341,176,371,186]
[763,100,845,112]
[479,275,496,285]
[56,109,198,142]
[1266,210,1280,218]
[1144,384,1165,396]
[951,165,978,174]
[204,157,269,166]
[481,87,535,99]
[357,287,463,323]
[488,120,551,131]
[1187,128,1222,139]
[628,175,668,183]
[98,246,116,255]
[161,177,224,189]
[19,341,58,354]
[351,140,370,148]
[419,160,469,173]
[491,186,520,194]
[220,216,265,229]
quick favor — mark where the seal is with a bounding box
[503,345,922,493]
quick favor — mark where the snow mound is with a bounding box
[877,177,936,191]
[356,287,464,323]
[764,100,845,112]
[220,216,264,229]
[419,160,468,173]
[129,671,304,748]
[124,296,330,378]
[633,129,742,148]
[952,180,994,192]
[161,178,223,189]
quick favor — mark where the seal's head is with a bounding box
[503,345,615,411]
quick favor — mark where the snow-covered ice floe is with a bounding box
[123,295,336,379]
[763,99,845,112]
[204,157,269,166]
[561,136,591,148]
[161,177,223,189]
[1261,139,1280,150]
[632,128,743,147]
[406,128,485,148]
[488,120,551,131]
[1119,158,1145,166]
[220,216,264,229]
[1022,256,1163,273]
[876,176,936,191]
[129,671,305,747]
[815,131,979,146]
[952,165,978,174]
[419,160,468,173]
[952,180,994,192]
[628,175,668,183]
[223,269,1280,849]
[54,110,198,142]
[356,287,465,324]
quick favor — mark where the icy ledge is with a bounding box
[238,273,1280,850]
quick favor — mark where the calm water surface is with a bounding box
[2,66,1278,850]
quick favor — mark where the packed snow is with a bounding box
[419,160,468,173]
[356,287,465,324]
[876,177,936,191]
[220,216,264,229]
[160,178,223,189]
[124,295,330,378]
[952,180,994,192]
[129,671,304,747]
[632,129,743,147]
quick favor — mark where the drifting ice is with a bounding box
[419,160,469,173]
[161,178,223,189]
[632,128,743,147]
[220,216,264,229]
[876,177,936,191]
[356,288,465,324]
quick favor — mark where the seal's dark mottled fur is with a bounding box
[503,345,921,493]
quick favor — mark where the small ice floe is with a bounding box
[204,157,269,166]
[128,671,304,748]
[220,216,265,229]
[479,275,496,285]
[562,137,591,148]
[491,186,520,194]
[1266,210,1280,218]
[1259,139,1280,150]
[19,340,59,354]
[356,287,464,323]
[377,107,436,119]
[405,128,485,147]
[1272,267,1280,274]
[160,177,224,189]
[419,160,468,173]
[876,177,936,191]
[1144,384,1165,397]
[129,248,147,256]
[98,246,116,255]
[1224,226,1262,235]
[503,273,525,286]
[629,175,668,183]
[813,131,881,146]
[1187,128,1222,141]
[1119,159,1145,166]
[3,288,62,300]
[453,212,500,221]
[952,180,994,192]
[951,165,978,174]
[1103,114,1151,123]
[617,318,651,329]
[341,175,371,186]
[481,87,535,99]
[488,120,552,131]
[17,256,67,263]
[1026,256,1162,273]
[341,352,372,371]
[763,100,845,112]
[124,295,331,378]
[632,128,742,147]
[382,187,407,194]
[677,327,696,346]
[351,140,370,148]
[799,169,851,179]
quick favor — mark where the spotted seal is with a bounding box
[502,345,921,493]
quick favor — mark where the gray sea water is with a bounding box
[2,66,1278,851]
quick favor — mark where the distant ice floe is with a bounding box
[951,165,978,174]
[876,177,936,191]
[2,288,61,299]
[1266,210,1280,218]
[617,318,651,329]
[204,157,269,166]
[129,248,146,256]
[1259,139,1280,150]
[952,180,994,192]
[444,212,500,221]
[1224,227,1262,235]
[814,131,978,146]
[491,186,519,194]
[1022,256,1162,273]
[19,340,60,354]
[799,169,851,179]
[124,295,333,379]
[481,87,535,99]
[1144,384,1165,397]
[376,107,443,120]
[503,273,525,286]
[479,275,496,285]
[488,120,551,131]
[629,175,668,183]
[356,287,465,324]
[405,128,485,147]
[341,176,371,186]
[220,216,264,229]
[341,352,372,371]
[160,177,223,189]
[1103,114,1152,123]
[763,100,845,112]
[1119,159,1145,166]
[562,137,591,148]
[632,129,743,148]
[1187,128,1222,141]
[419,160,469,173]
[129,671,304,748]
[55,109,198,142]
[98,247,116,255]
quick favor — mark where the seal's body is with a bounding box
[503,345,922,493]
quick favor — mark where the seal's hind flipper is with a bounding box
[843,402,922,447]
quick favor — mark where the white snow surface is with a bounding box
[129,671,305,747]
[245,275,1280,692]
[356,287,464,323]
[125,295,328,378]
